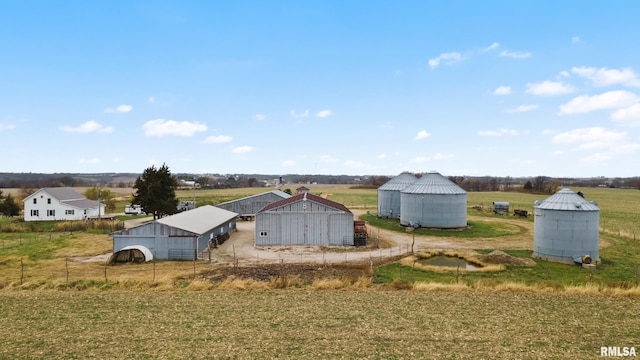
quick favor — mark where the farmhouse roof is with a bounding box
[257,192,352,214]
[534,188,600,211]
[156,205,238,235]
[24,187,101,209]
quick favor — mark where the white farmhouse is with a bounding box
[23,187,105,222]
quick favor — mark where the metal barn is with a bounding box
[533,188,600,264]
[215,190,291,220]
[377,172,418,219]
[255,192,355,246]
[400,171,467,228]
[112,205,238,260]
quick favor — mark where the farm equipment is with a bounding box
[513,209,528,217]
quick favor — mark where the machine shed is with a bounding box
[112,205,237,260]
[215,190,291,219]
[400,171,467,228]
[255,192,354,246]
[377,172,418,219]
[533,188,600,264]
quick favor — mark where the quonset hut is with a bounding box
[533,188,600,264]
[215,190,291,220]
[377,172,418,219]
[400,171,467,228]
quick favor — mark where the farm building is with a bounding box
[255,192,355,246]
[22,187,106,222]
[377,171,418,219]
[492,202,510,214]
[400,171,467,228]
[215,190,291,220]
[533,188,600,264]
[112,205,238,260]
[296,186,310,194]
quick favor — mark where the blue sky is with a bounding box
[1,1,640,177]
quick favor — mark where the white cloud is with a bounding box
[142,119,207,136]
[414,130,431,140]
[315,109,333,118]
[428,52,462,68]
[571,66,640,87]
[254,114,266,121]
[290,109,309,118]
[319,154,339,163]
[526,81,575,96]
[559,70,570,78]
[558,90,640,115]
[481,42,500,52]
[478,128,519,136]
[505,104,539,113]
[409,156,430,163]
[0,122,16,131]
[572,36,582,44]
[611,104,640,126]
[282,160,296,167]
[499,50,531,59]
[494,86,512,95]
[59,120,114,133]
[104,104,133,113]
[434,153,454,160]
[202,135,233,144]
[232,146,254,154]
[552,127,627,150]
[377,153,387,159]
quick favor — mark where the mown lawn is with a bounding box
[1,290,638,359]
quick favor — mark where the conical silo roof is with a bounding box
[378,172,418,191]
[534,188,599,211]
[401,171,466,195]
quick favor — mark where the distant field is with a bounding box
[1,290,639,359]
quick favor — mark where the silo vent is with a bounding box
[574,203,582,209]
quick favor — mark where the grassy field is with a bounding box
[1,290,639,359]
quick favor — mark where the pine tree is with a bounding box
[132,164,179,219]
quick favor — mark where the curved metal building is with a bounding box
[377,172,418,218]
[533,188,600,264]
[400,171,467,228]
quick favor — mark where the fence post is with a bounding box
[20,257,24,285]
[153,259,156,283]
[65,257,69,283]
[104,262,108,282]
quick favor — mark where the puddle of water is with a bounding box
[418,256,479,270]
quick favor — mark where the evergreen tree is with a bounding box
[0,191,21,217]
[132,164,179,219]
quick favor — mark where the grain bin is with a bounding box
[533,188,600,264]
[377,172,418,218]
[400,171,467,228]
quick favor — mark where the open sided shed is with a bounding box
[215,190,291,219]
[111,205,237,260]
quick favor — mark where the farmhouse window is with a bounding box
[47,210,55,217]
[47,198,51,204]
[259,231,268,237]
[31,210,39,216]
[33,198,37,204]
[65,209,75,215]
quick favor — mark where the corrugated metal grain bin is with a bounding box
[377,172,418,219]
[400,171,467,228]
[533,188,600,264]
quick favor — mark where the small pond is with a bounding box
[418,256,479,270]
